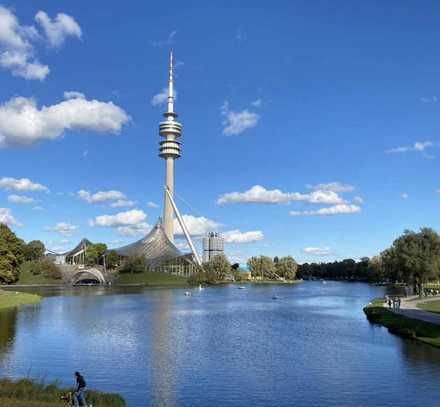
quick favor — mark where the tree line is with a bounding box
[298,227,440,294]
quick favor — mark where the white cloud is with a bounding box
[147,201,159,208]
[0,208,21,226]
[45,222,77,236]
[400,192,409,199]
[110,199,136,208]
[303,247,333,256]
[0,94,130,147]
[289,204,361,217]
[77,189,126,204]
[251,99,262,107]
[35,11,82,48]
[32,206,44,211]
[7,194,34,204]
[420,96,438,103]
[223,229,264,244]
[151,87,177,106]
[0,6,49,80]
[64,91,85,100]
[307,182,355,193]
[221,101,259,135]
[217,185,344,205]
[175,240,190,250]
[173,215,221,237]
[386,141,434,154]
[90,209,147,227]
[353,196,364,204]
[150,30,177,48]
[116,222,151,237]
[0,177,48,192]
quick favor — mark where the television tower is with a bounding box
[159,51,181,243]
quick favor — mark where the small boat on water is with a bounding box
[272,295,279,300]
[198,285,204,291]
[238,286,246,290]
[184,291,191,296]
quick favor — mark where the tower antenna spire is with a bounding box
[167,50,174,114]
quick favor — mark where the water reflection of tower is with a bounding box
[150,290,177,407]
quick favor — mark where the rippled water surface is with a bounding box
[1,282,440,407]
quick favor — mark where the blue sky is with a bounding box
[0,1,439,264]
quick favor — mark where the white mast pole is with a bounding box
[164,186,202,267]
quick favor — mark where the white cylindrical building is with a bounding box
[202,232,225,263]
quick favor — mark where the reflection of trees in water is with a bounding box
[399,339,440,373]
[0,308,18,361]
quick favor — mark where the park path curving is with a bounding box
[390,295,440,325]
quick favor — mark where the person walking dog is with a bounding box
[73,371,87,406]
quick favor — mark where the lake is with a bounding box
[1,282,440,407]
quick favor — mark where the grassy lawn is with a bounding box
[116,271,189,286]
[0,378,125,407]
[364,298,440,347]
[417,300,440,315]
[14,263,61,285]
[0,399,62,407]
[0,290,41,310]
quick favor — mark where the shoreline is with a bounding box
[363,298,440,348]
[0,290,41,311]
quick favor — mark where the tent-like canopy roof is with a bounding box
[63,238,92,257]
[112,221,183,268]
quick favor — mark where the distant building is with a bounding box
[202,232,224,263]
[49,239,92,265]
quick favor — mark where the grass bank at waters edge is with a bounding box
[364,298,440,347]
[0,378,125,407]
[116,271,189,287]
[15,265,61,285]
[0,290,41,310]
[418,300,440,314]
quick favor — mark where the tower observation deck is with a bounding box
[159,51,182,242]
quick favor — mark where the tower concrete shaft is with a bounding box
[159,51,182,243]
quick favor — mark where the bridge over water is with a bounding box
[58,265,111,285]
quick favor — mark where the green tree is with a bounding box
[0,241,19,284]
[85,243,107,266]
[382,228,440,295]
[275,256,298,280]
[247,256,275,279]
[203,254,231,281]
[24,240,45,261]
[369,255,385,282]
[105,250,120,269]
[0,224,25,265]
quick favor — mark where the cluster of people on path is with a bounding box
[387,296,401,310]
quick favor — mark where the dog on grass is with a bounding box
[60,392,91,406]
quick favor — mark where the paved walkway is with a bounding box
[388,295,440,325]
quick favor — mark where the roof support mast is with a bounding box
[164,186,202,267]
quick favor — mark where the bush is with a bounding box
[23,260,62,280]
[188,270,217,285]
[119,256,146,274]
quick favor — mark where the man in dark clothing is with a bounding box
[73,371,87,407]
